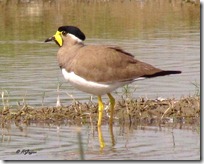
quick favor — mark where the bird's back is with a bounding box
[64,45,164,83]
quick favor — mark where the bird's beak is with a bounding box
[44,31,63,47]
[44,36,54,42]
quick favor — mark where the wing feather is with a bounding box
[68,45,162,83]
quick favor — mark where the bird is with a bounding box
[45,25,181,127]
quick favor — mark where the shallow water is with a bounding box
[0,0,200,107]
[0,123,200,160]
[0,0,200,160]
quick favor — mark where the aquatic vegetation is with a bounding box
[0,95,200,127]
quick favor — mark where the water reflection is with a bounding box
[0,121,200,160]
[0,0,200,41]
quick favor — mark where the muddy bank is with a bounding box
[0,96,200,127]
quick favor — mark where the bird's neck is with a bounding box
[57,43,84,71]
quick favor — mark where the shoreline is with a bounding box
[1,95,200,127]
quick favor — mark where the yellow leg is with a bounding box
[97,96,105,148]
[97,96,104,127]
[107,93,115,125]
[98,126,105,149]
[109,123,115,146]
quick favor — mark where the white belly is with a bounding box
[61,68,130,95]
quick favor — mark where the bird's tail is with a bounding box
[142,70,181,78]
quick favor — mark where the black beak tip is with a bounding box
[44,37,53,43]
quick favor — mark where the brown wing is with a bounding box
[68,45,163,83]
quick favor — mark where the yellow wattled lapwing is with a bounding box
[45,26,181,127]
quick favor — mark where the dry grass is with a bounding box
[0,95,200,127]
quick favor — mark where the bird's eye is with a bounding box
[62,31,67,36]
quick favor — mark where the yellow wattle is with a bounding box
[54,31,63,47]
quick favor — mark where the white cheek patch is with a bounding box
[67,33,82,43]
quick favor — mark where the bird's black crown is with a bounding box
[58,26,86,41]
